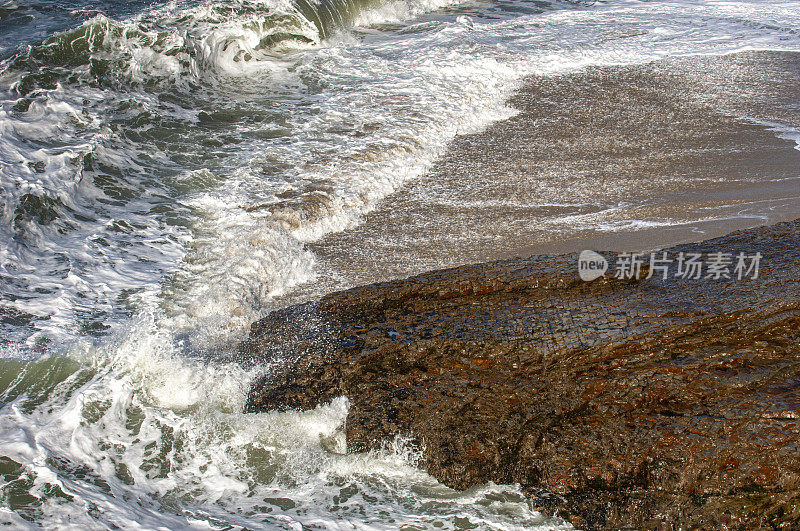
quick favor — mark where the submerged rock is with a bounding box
[241,219,800,529]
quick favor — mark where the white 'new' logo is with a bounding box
[578,250,608,281]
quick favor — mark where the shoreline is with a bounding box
[238,49,800,528]
[238,50,800,529]
[279,50,800,306]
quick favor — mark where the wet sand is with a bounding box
[294,50,800,297]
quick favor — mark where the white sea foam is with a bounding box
[0,313,563,528]
[751,119,800,151]
[1,0,800,527]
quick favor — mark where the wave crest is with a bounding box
[4,0,399,89]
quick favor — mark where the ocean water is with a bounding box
[0,0,799,527]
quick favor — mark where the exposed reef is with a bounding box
[241,219,800,529]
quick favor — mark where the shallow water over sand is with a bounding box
[305,51,800,293]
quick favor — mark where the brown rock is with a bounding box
[240,219,800,529]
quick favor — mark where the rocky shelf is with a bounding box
[240,219,800,529]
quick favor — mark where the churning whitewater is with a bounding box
[1,0,799,527]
